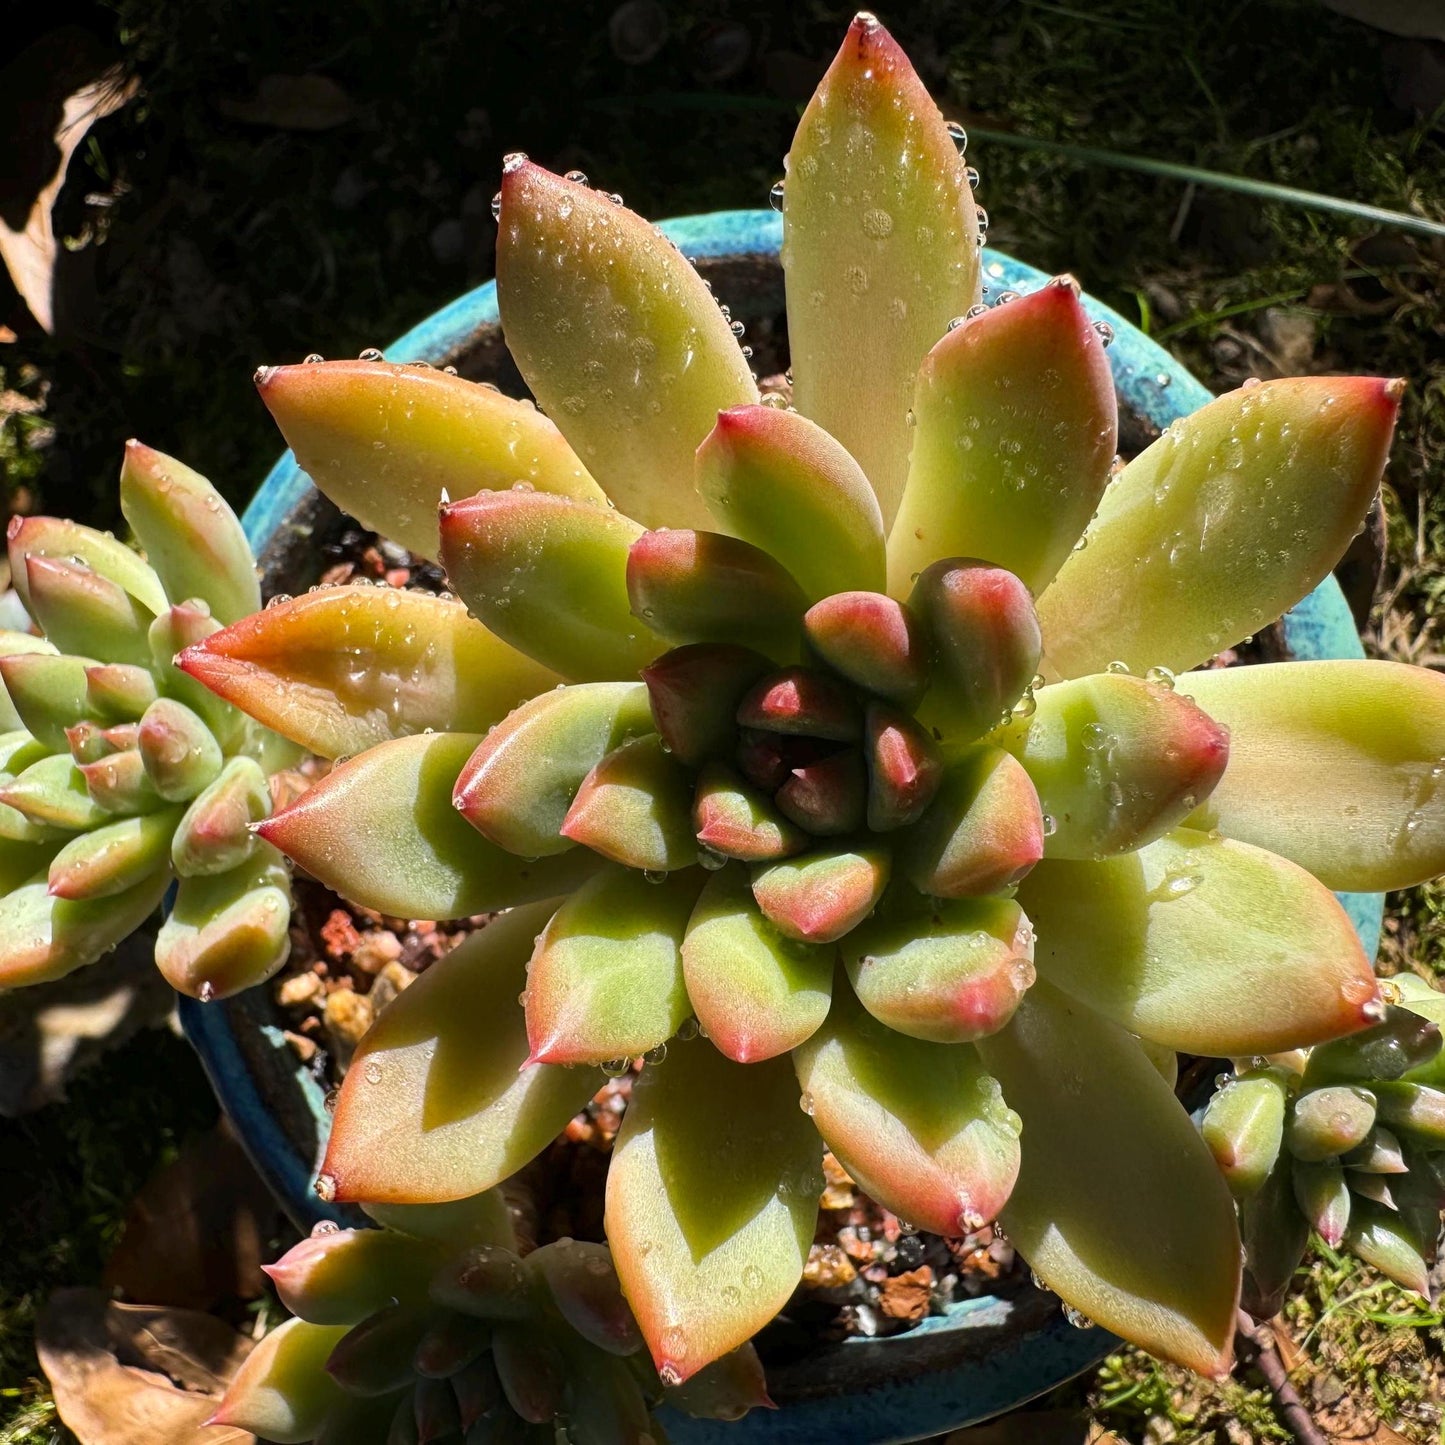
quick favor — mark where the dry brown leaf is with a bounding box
[103,1120,280,1311]
[37,1288,254,1445]
[0,29,137,333]
[215,75,356,130]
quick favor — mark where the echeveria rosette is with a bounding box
[178,13,1434,1387]
[0,442,295,1001]
[1202,974,1445,1315]
[211,1188,769,1443]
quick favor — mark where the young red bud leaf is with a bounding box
[492,1323,566,1425]
[1239,1154,1309,1320]
[751,844,890,945]
[411,1312,493,1380]
[774,749,867,836]
[1292,1160,1351,1247]
[78,748,162,816]
[1342,1126,1407,1174]
[643,644,771,768]
[692,763,808,863]
[427,1245,533,1321]
[736,666,861,743]
[528,1239,643,1357]
[626,529,807,659]
[661,1344,773,1422]
[802,591,927,707]
[865,702,943,831]
[324,1304,433,1397]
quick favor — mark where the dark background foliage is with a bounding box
[1,0,1442,1438]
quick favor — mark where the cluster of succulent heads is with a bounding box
[4,11,1445,1424]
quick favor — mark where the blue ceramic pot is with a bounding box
[181,210,1384,1445]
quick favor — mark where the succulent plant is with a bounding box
[0,443,293,1000]
[1204,974,1445,1315]
[176,11,1445,1387]
[212,1189,767,1444]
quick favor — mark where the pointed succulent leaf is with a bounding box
[1182,660,1445,891]
[692,764,807,863]
[889,280,1117,596]
[662,1344,771,1422]
[265,1229,448,1325]
[605,1038,823,1382]
[977,983,1240,1375]
[841,891,1035,1043]
[899,744,1043,897]
[259,733,600,918]
[775,749,867,836]
[796,979,1020,1234]
[178,586,557,760]
[154,847,292,1000]
[496,161,756,530]
[454,683,653,858]
[0,652,102,751]
[1345,1204,1431,1295]
[209,1318,349,1444]
[1038,377,1401,678]
[524,866,702,1066]
[1017,828,1379,1055]
[751,844,890,945]
[47,806,180,900]
[695,405,885,601]
[85,662,158,721]
[256,359,606,559]
[412,1312,493,1379]
[0,753,109,831]
[448,1357,504,1433]
[560,735,696,872]
[736,666,861,742]
[910,561,1042,745]
[0,732,59,843]
[0,630,56,731]
[323,902,600,1203]
[995,674,1229,859]
[363,1190,518,1250]
[427,1245,534,1321]
[65,721,119,766]
[564,1348,656,1445]
[1371,1081,1445,1148]
[1304,1005,1442,1086]
[325,1304,434,1396]
[782,14,979,527]
[79,748,161,816]
[137,697,222,801]
[529,1240,643,1357]
[1342,1126,1407,1174]
[1239,1153,1309,1319]
[681,865,832,1062]
[171,756,270,876]
[0,837,55,894]
[1200,1068,1289,1199]
[865,702,943,830]
[626,529,807,659]
[802,591,927,706]
[492,1324,565,1425]
[0,871,169,987]
[118,440,261,623]
[441,490,659,682]
[7,514,168,617]
[1292,1160,1350,1247]
[1285,1085,1376,1161]
[148,603,246,749]
[643,644,771,768]
[24,555,155,666]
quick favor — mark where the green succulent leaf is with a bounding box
[695,404,885,601]
[258,733,600,918]
[605,1038,822,1383]
[440,490,660,682]
[0,752,110,831]
[496,161,756,530]
[1239,1152,1309,1320]
[1342,1126,1407,1174]
[524,865,702,1065]
[210,1317,349,1444]
[0,652,103,752]
[994,674,1229,859]
[148,602,246,749]
[1286,1085,1376,1161]
[661,1343,772,1422]
[453,682,654,858]
[750,844,890,945]
[78,749,162,817]
[137,697,223,802]
[560,735,697,872]
[0,631,57,732]
[889,280,1117,597]
[1037,377,1401,678]
[171,756,271,877]
[178,585,556,761]
[1370,1081,1445,1148]
[23,556,154,668]
[256,359,606,559]
[1292,1159,1351,1247]
[362,1190,518,1250]
[976,982,1240,1376]
[47,806,181,901]
[1200,1068,1289,1199]
[681,865,833,1062]
[322,902,599,1203]
[1182,660,1445,891]
[7,514,168,617]
[1304,1005,1442,1087]
[898,744,1043,897]
[692,764,808,863]
[118,440,262,624]
[1345,1203,1431,1296]
[782,14,979,527]
[795,979,1021,1235]
[154,847,291,1000]
[626,529,808,659]
[1017,828,1380,1055]
[84,662,158,723]
[265,1229,448,1325]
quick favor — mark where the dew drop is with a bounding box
[769,179,786,212]
[564,169,589,185]
[676,1017,700,1041]
[198,980,215,1002]
[1041,814,1057,837]
[501,150,528,174]
[303,352,324,364]
[643,869,668,884]
[1093,320,1115,348]
[311,1219,341,1236]
[742,1264,764,1291]
[1063,1303,1093,1329]
[946,120,968,153]
[365,1060,383,1084]
[1144,665,1176,690]
[799,1090,815,1115]
[965,165,980,190]
[644,1042,668,1065]
[358,347,384,362]
[601,1057,631,1078]
[314,1173,338,1203]
[1105,660,1131,675]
